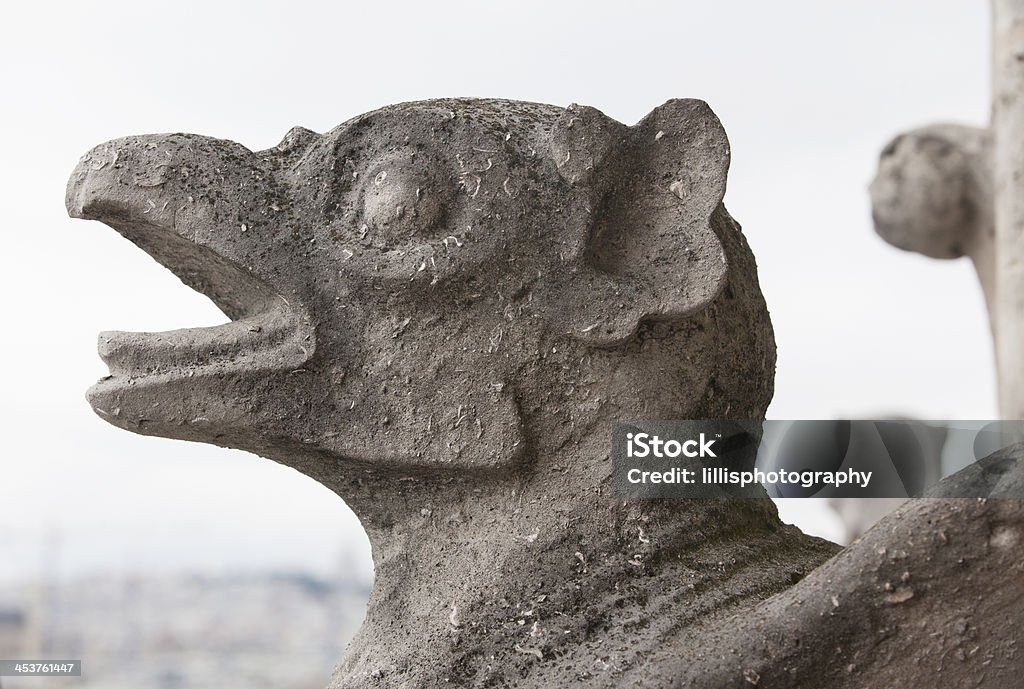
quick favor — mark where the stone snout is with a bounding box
[64,133,323,464]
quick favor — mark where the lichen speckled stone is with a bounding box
[68,98,1024,688]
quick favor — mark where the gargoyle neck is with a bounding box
[327,436,832,688]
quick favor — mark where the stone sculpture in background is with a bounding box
[870,125,993,324]
[68,98,1022,688]
[871,1,1024,419]
[826,420,947,542]
[861,3,1024,547]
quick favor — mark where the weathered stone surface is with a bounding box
[68,98,1023,688]
[993,0,1024,419]
[870,124,995,327]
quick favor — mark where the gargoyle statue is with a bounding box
[67,98,1023,688]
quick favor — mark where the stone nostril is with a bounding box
[132,163,172,189]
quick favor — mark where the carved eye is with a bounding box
[362,167,448,239]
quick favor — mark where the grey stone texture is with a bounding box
[68,98,1023,688]
[870,125,995,327]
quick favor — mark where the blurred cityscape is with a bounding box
[0,567,370,689]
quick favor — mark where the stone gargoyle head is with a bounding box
[67,99,1023,689]
[66,98,772,484]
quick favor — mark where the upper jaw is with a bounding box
[66,134,315,395]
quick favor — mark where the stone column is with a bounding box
[994,0,1024,418]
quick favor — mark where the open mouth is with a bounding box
[76,209,311,384]
[65,133,316,439]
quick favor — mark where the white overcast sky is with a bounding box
[0,1,995,581]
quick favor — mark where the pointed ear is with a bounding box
[550,99,731,345]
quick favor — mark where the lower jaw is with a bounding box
[88,369,239,430]
[87,337,310,434]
